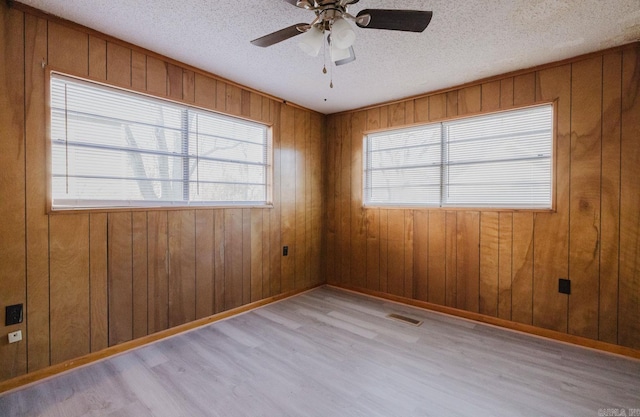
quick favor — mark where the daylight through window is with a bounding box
[50,74,271,210]
[364,104,553,209]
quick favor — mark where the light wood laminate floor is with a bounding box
[1,287,639,416]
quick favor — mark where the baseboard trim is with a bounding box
[0,284,322,395]
[328,284,640,361]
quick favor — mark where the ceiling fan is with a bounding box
[250,0,433,66]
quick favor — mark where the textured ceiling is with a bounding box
[19,0,640,114]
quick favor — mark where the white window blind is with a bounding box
[50,74,270,210]
[364,124,442,206]
[363,104,553,209]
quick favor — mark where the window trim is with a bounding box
[46,70,274,213]
[362,102,557,212]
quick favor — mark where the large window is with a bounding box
[364,104,553,209]
[50,73,271,210]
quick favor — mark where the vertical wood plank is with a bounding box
[457,212,480,312]
[224,209,243,309]
[294,109,307,289]
[427,211,446,306]
[404,210,414,298]
[415,97,429,123]
[0,5,26,380]
[386,104,406,296]
[481,80,501,112]
[429,93,447,121]
[50,215,90,364]
[386,210,405,296]
[458,85,481,115]
[498,213,513,320]
[533,64,571,333]
[147,211,168,333]
[194,73,216,109]
[365,208,380,291]
[500,78,514,108]
[108,212,133,345]
[146,56,167,96]
[213,210,226,313]
[414,210,429,301]
[241,90,251,117]
[619,46,640,349]
[328,114,341,285]
[242,208,251,302]
[568,56,602,339]
[269,102,282,296]
[379,210,389,293]
[167,64,183,100]
[88,36,106,80]
[168,210,196,327]
[513,73,536,106]
[195,210,214,319]
[351,111,367,289]
[512,213,534,324]
[365,108,381,291]
[262,209,271,296]
[446,91,458,117]
[479,212,499,317]
[25,13,50,373]
[106,42,131,86]
[309,113,323,286]
[280,105,295,291]
[599,52,622,344]
[89,213,108,352]
[47,22,88,75]
[131,51,146,90]
[225,84,242,116]
[250,209,263,302]
[132,212,148,339]
[445,212,457,307]
[182,70,195,103]
[340,115,352,286]
[215,80,227,112]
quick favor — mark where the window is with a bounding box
[364,104,553,209]
[50,73,271,210]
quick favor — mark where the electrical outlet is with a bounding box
[8,330,22,344]
[5,304,23,326]
[559,278,571,295]
[283,246,289,256]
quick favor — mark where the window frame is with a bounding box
[46,70,273,213]
[362,102,557,211]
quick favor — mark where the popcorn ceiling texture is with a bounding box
[21,0,640,114]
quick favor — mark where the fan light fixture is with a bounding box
[330,17,356,49]
[251,1,433,86]
[298,26,324,56]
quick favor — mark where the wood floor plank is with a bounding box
[2,287,638,417]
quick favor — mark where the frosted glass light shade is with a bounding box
[331,17,356,49]
[330,42,350,62]
[298,27,324,56]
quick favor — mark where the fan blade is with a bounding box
[250,24,308,47]
[356,9,433,32]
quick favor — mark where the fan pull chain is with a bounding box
[330,60,334,88]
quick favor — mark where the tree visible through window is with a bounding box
[50,74,270,210]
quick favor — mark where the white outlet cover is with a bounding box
[8,330,22,344]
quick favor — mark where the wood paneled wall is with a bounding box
[0,4,324,382]
[325,44,640,350]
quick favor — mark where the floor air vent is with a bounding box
[386,313,422,326]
